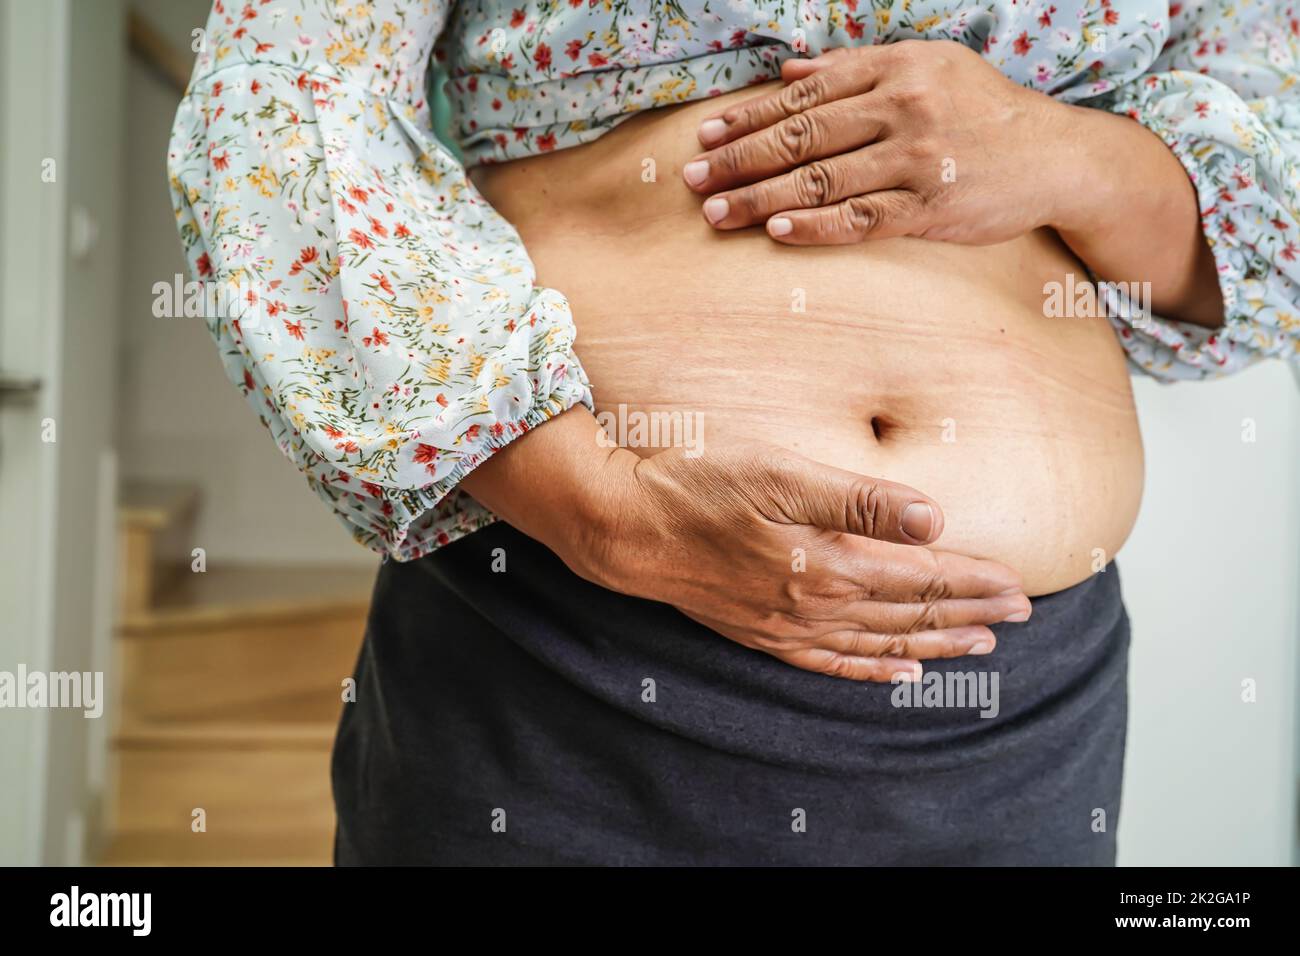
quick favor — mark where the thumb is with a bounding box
[767,453,944,545]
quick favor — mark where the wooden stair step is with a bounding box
[118,480,202,616]
[116,563,373,725]
[146,563,376,614]
[107,562,375,866]
[112,742,337,835]
[119,564,376,632]
[105,721,339,866]
[116,615,363,724]
[100,828,333,866]
[115,719,337,751]
[118,480,201,531]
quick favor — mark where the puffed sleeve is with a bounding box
[1091,1,1300,379]
[166,0,592,560]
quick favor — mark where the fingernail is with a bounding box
[698,118,727,146]
[901,502,936,542]
[703,196,729,224]
[997,586,1023,596]
[1002,608,1031,623]
[969,640,994,655]
[683,160,709,187]
[768,216,793,237]
[892,664,921,682]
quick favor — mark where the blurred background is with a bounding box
[0,0,1296,866]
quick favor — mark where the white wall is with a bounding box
[117,0,372,567]
[0,0,74,866]
[0,0,130,867]
[1118,361,1299,866]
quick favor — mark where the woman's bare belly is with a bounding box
[474,82,1144,595]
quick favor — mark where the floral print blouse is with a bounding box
[169,0,1300,560]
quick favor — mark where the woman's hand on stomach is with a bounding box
[461,407,1031,683]
[616,441,1032,681]
[682,40,1067,244]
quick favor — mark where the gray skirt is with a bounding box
[333,522,1129,865]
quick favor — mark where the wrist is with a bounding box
[1041,103,1222,325]
[1041,102,1118,239]
[565,440,650,592]
[458,405,647,588]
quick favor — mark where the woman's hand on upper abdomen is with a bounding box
[461,407,1032,683]
[683,40,1064,248]
[681,40,1225,330]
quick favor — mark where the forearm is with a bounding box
[1048,103,1223,330]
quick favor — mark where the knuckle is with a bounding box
[846,478,888,535]
[803,577,856,619]
[877,634,910,657]
[749,630,786,652]
[778,576,804,607]
[945,631,974,656]
[840,195,883,237]
[903,133,937,162]
[797,589,841,623]
[820,575,860,605]
[889,39,925,64]
[771,607,818,635]
[823,655,860,680]
[906,599,941,634]
[912,93,942,125]
[781,575,835,612]
[795,160,838,206]
[915,556,952,605]
[775,111,821,164]
[842,629,874,656]
[778,77,826,116]
[886,81,929,112]
[842,193,883,232]
[754,610,790,640]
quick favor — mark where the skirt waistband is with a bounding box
[383,521,1129,777]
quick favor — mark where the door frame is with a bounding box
[0,0,70,866]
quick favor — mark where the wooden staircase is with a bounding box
[101,482,375,866]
